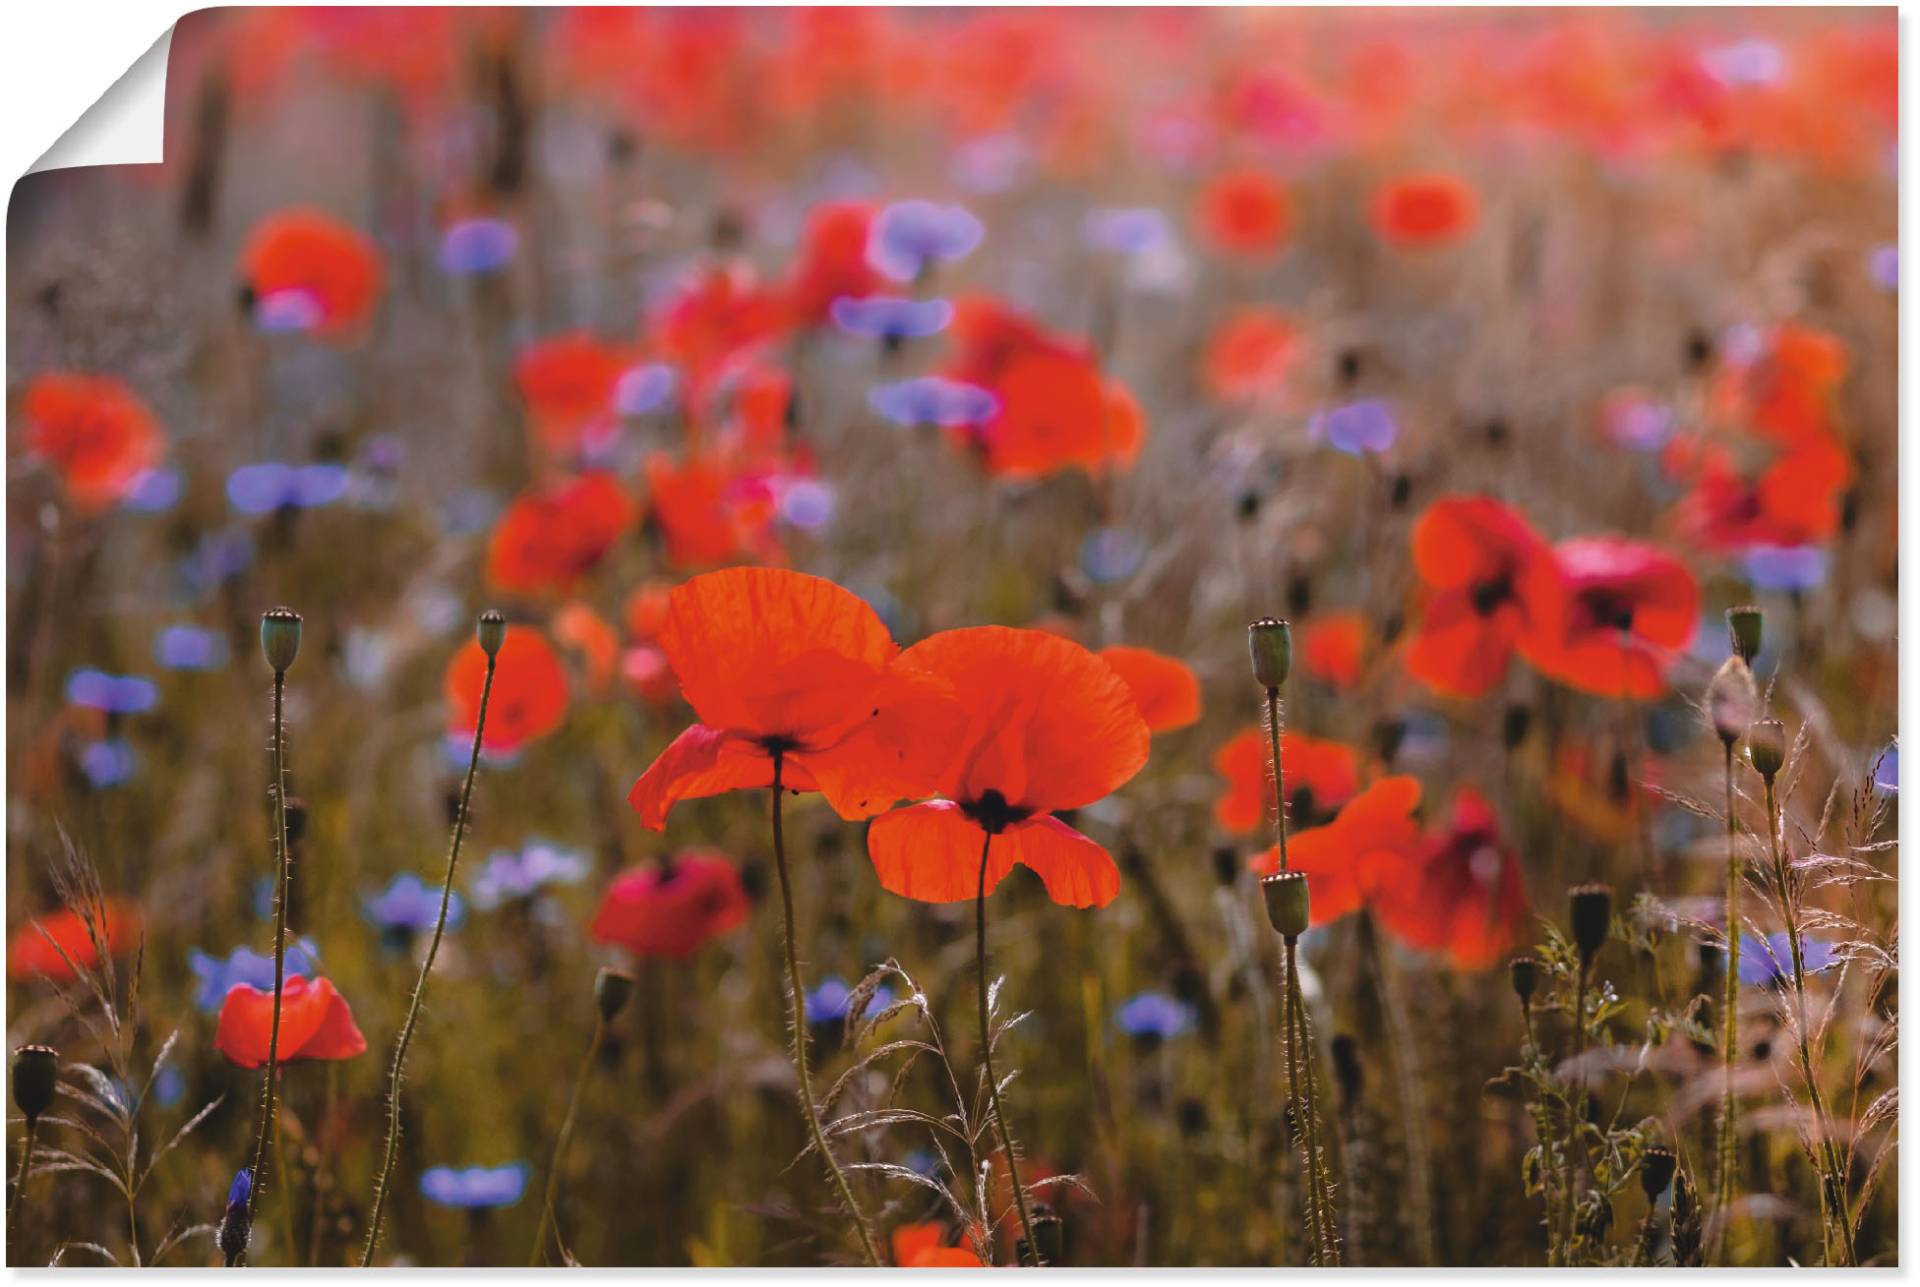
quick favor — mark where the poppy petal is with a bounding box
[866,801,1013,904]
[628,725,812,829]
[1007,816,1122,909]
[1098,646,1202,733]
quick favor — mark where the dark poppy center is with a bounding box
[1582,592,1637,634]
[1469,574,1514,616]
[963,788,1030,835]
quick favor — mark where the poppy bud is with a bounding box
[1503,703,1533,750]
[1373,717,1406,767]
[1706,657,1757,747]
[593,967,635,1022]
[1747,718,1787,781]
[1025,1204,1065,1267]
[260,607,303,673]
[1509,955,1539,1007]
[10,1045,58,1123]
[477,609,507,659]
[1210,845,1240,887]
[1248,618,1291,690]
[218,1168,252,1266]
[1329,1032,1362,1104]
[1640,1145,1677,1201]
[1261,870,1310,939]
[1726,605,1763,665]
[1569,883,1613,967]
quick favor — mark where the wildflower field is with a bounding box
[2,5,1900,1270]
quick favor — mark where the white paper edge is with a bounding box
[25,23,174,175]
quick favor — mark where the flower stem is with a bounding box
[1360,912,1433,1265]
[362,649,497,1265]
[245,669,294,1257]
[9,1116,40,1251]
[1561,960,1590,1264]
[1264,687,1289,870]
[1715,743,1740,1263]
[976,831,1040,1266]
[529,1014,605,1266]
[769,754,881,1267]
[1281,941,1331,1263]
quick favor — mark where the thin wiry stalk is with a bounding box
[1361,914,1435,1265]
[1264,688,1289,871]
[1292,969,1339,1266]
[1715,742,1740,1263]
[975,831,1039,1266]
[529,1014,605,1265]
[9,1117,40,1251]
[244,670,293,1257]
[1762,779,1855,1266]
[1281,943,1331,1263]
[1561,959,1590,1264]
[362,649,497,1265]
[768,753,881,1267]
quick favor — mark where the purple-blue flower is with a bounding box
[228,1168,252,1210]
[1083,206,1174,256]
[365,873,464,937]
[1081,526,1147,584]
[868,377,998,428]
[829,295,952,340]
[1738,932,1839,988]
[1315,400,1399,456]
[438,218,519,276]
[66,669,158,714]
[254,289,324,334]
[155,625,228,672]
[1868,244,1898,293]
[1117,992,1194,1041]
[869,200,985,281]
[616,363,679,416]
[121,467,183,514]
[79,739,136,789]
[805,975,894,1026]
[470,841,590,910]
[1873,743,1897,795]
[227,463,351,515]
[778,479,835,532]
[189,939,321,1013]
[420,1162,530,1209]
[1744,544,1828,593]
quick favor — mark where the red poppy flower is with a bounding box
[1668,438,1850,551]
[622,581,676,641]
[1203,309,1300,406]
[892,1222,984,1268]
[785,202,879,326]
[1374,788,1528,971]
[444,625,570,753]
[590,851,750,959]
[20,374,165,511]
[552,600,620,696]
[486,472,635,595]
[653,264,788,410]
[1212,729,1359,836]
[1252,776,1422,927]
[1098,646,1201,734]
[643,452,780,569]
[865,627,1149,909]
[7,899,140,982]
[1744,323,1849,449]
[628,567,931,827]
[213,976,368,1069]
[1405,496,1566,699]
[1300,613,1368,689]
[240,209,383,337]
[1520,537,1699,700]
[1370,172,1479,248]
[1196,168,1291,259]
[513,334,624,453]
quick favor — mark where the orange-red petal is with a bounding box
[867,801,1013,903]
[1098,646,1202,734]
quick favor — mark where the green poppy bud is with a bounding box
[594,967,635,1022]
[1569,883,1613,967]
[1261,870,1310,939]
[477,609,507,659]
[260,607,303,673]
[1640,1145,1678,1201]
[1706,657,1757,747]
[1746,718,1787,781]
[1248,618,1291,690]
[11,1045,58,1123]
[1726,605,1763,665]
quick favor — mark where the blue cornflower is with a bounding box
[180,530,254,595]
[805,976,894,1026]
[1873,743,1897,795]
[1868,244,1898,292]
[151,1065,186,1110]
[228,1168,252,1209]
[778,479,835,532]
[868,377,999,429]
[829,295,953,340]
[1738,932,1840,989]
[189,939,321,1013]
[420,1162,531,1209]
[121,467,183,514]
[1116,992,1195,1042]
[438,218,519,276]
[1743,544,1828,593]
[227,462,351,515]
[869,200,985,281]
[616,363,678,416]
[1314,399,1399,456]
[65,669,158,714]
[1083,206,1174,256]
[470,841,590,910]
[154,625,228,672]
[365,873,464,938]
[1081,526,1147,585]
[219,1169,253,1264]
[79,739,137,789]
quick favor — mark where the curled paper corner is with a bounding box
[27,24,175,175]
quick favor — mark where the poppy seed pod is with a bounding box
[1640,1145,1678,1202]
[1706,657,1757,747]
[593,967,635,1022]
[1569,883,1613,966]
[1726,605,1763,665]
[1509,955,1539,1007]
[1747,718,1787,781]
[1261,870,1310,939]
[260,607,302,673]
[477,608,507,659]
[10,1045,58,1123]
[1248,618,1291,690]
[1024,1204,1065,1267]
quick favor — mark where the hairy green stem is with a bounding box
[1283,941,1334,1264]
[1264,687,1289,871]
[245,670,294,1256]
[1715,742,1740,1263]
[9,1117,39,1253]
[770,754,881,1267]
[1561,961,1590,1264]
[529,1015,605,1265]
[362,651,497,1265]
[1361,913,1434,1265]
[977,831,1040,1265]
